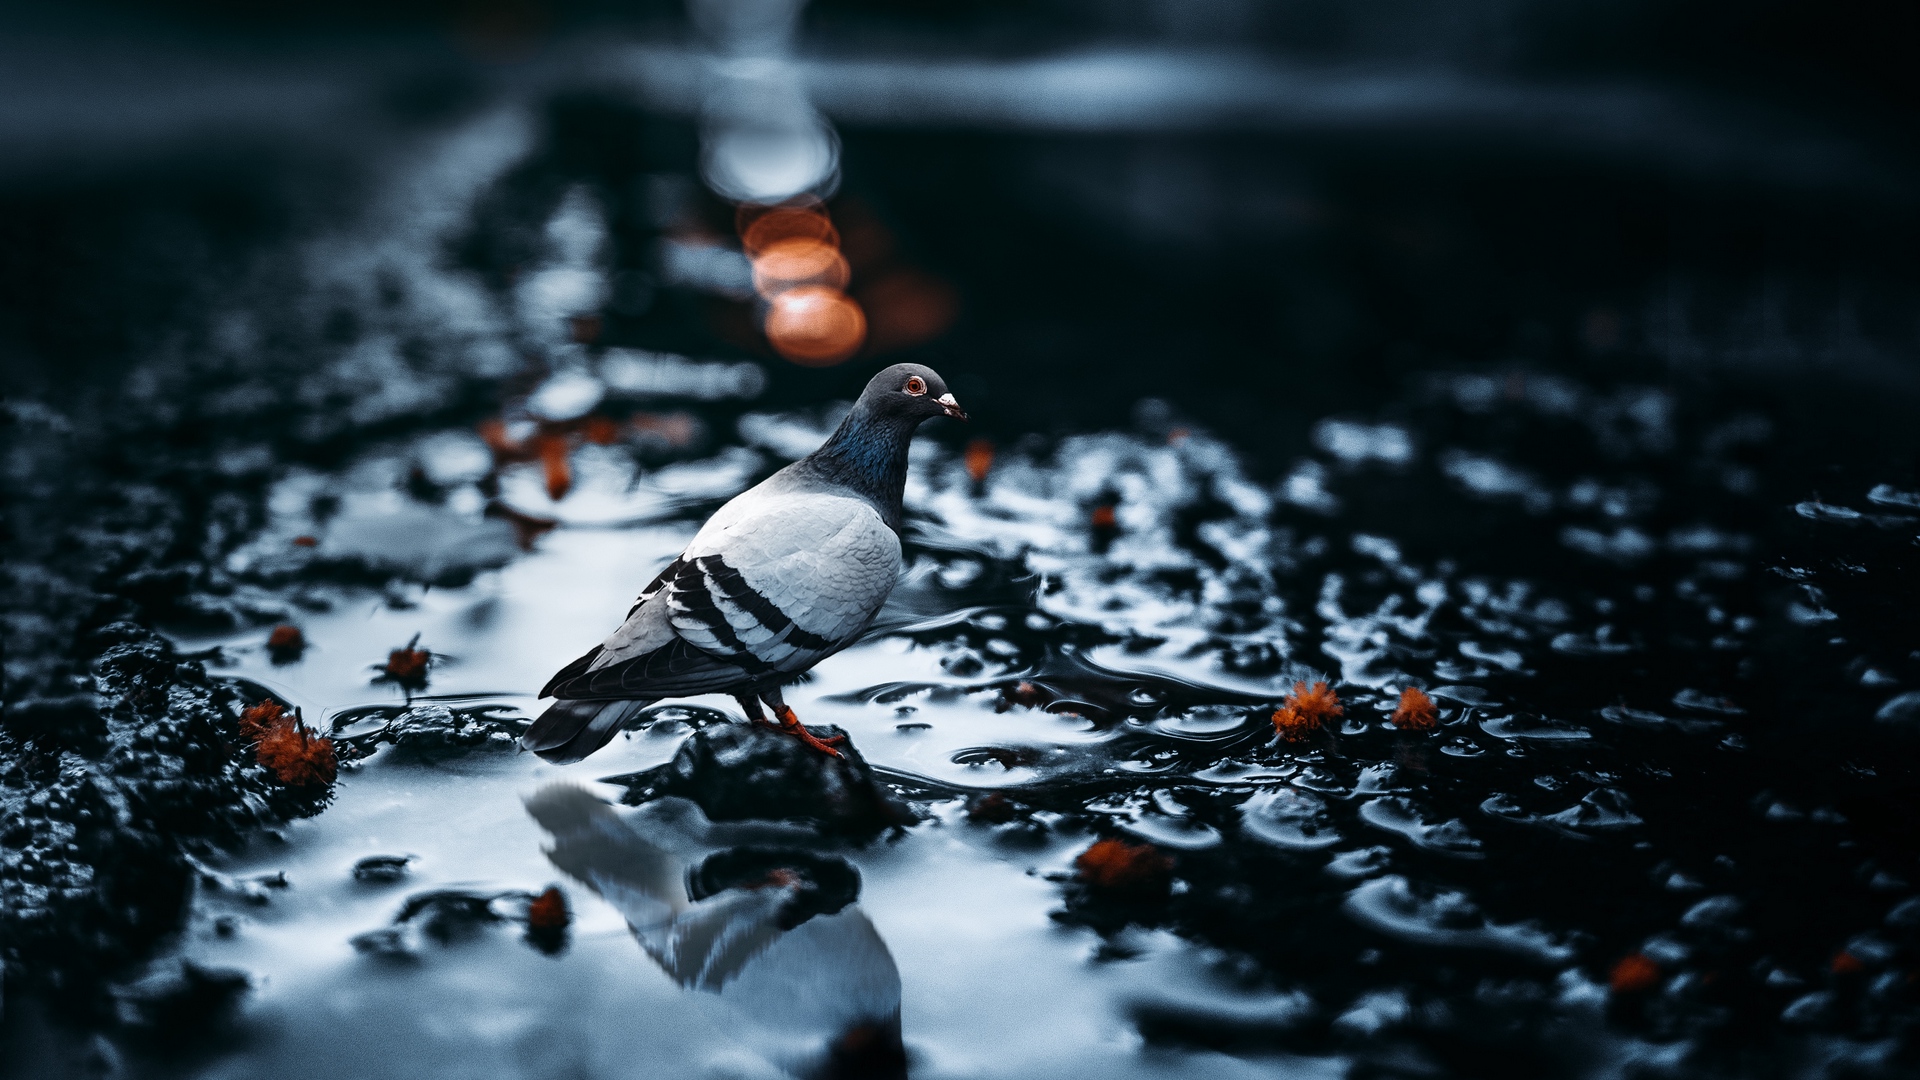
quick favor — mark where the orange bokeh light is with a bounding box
[858,269,959,353]
[752,238,851,298]
[765,286,867,366]
[740,205,838,255]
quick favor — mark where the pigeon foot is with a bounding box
[774,705,845,758]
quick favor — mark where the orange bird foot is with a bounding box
[775,705,845,758]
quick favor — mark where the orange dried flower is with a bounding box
[1090,505,1117,529]
[1391,687,1438,732]
[537,434,572,501]
[239,700,286,742]
[291,535,318,548]
[382,636,432,689]
[1075,838,1174,891]
[964,439,994,484]
[1273,680,1342,741]
[1832,951,1865,975]
[1609,953,1661,994]
[255,721,337,787]
[527,886,570,931]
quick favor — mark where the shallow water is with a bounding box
[124,372,1920,1078]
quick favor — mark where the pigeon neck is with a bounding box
[805,400,917,529]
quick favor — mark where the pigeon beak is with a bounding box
[937,393,969,421]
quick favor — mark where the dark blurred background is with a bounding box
[2,0,1917,458]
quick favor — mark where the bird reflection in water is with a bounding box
[525,786,906,1079]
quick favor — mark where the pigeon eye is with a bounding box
[903,376,927,396]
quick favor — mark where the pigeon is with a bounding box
[525,786,905,1077]
[523,363,966,764]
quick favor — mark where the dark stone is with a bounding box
[689,847,861,930]
[640,723,916,842]
[352,855,413,884]
[395,889,505,944]
[112,961,250,1054]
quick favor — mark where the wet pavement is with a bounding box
[5,354,1911,1077]
[4,42,1920,1079]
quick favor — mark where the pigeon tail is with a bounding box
[522,698,655,763]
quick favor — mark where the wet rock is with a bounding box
[633,723,914,842]
[317,499,520,587]
[113,961,250,1053]
[351,889,514,960]
[327,702,524,761]
[1873,691,1920,726]
[352,855,413,884]
[689,847,861,930]
[1,622,322,1014]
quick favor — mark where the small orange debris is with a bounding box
[765,286,867,366]
[997,681,1045,712]
[568,314,602,344]
[1391,687,1438,732]
[1167,427,1191,445]
[1075,838,1174,891]
[256,720,337,787]
[581,415,621,446]
[1273,681,1342,741]
[527,887,570,931]
[1090,505,1117,529]
[537,434,572,501]
[382,636,432,689]
[477,417,522,459]
[239,699,336,787]
[628,411,698,449]
[1610,953,1661,994]
[1832,951,1865,975]
[239,700,287,742]
[266,624,305,663]
[964,439,994,484]
[291,535,318,548]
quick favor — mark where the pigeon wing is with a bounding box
[668,491,902,673]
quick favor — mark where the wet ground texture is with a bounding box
[6,92,1920,1080]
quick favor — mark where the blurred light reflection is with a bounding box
[751,237,850,298]
[764,285,867,365]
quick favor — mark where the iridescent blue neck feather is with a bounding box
[800,400,918,532]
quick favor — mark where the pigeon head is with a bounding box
[803,363,967,529]
[858,363,967,424]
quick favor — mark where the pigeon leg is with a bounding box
[759,687,845,758]
[734,694,783,733]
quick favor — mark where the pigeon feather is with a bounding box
[525,363,963,763]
